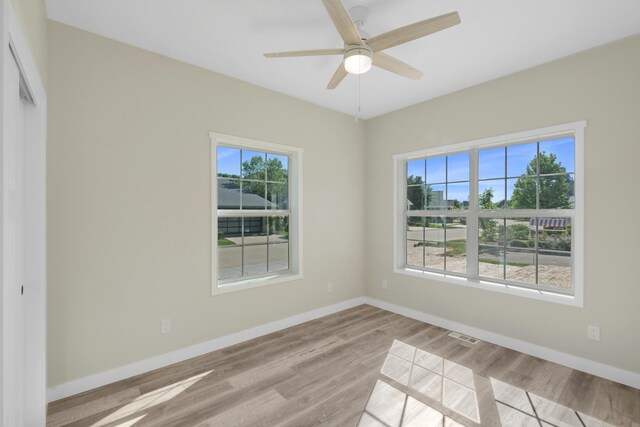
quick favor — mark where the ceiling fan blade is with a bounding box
[264,48,344,58]
[322,0,363,46]
[366,11,461,52]
[373,52,423,80]
[327,62,348,89]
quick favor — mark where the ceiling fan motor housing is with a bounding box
[344,44,372,75]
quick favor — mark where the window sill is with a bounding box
[212,272,302,295]
[394,267,582,307]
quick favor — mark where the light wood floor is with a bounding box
[47,305,640,426]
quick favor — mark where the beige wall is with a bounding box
[47,21,366,386]
[11,0,47,87]
[365,35,640,374]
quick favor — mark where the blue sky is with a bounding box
[407,136,575,204]
[217,146,288,178]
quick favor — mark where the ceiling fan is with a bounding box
[264,0,461,89]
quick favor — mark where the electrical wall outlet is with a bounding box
[327,282,333,293]
[588,325,600,341]
[161,318,171,334]
[382,280,388,290]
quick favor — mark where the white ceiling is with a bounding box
[46,0,640,119]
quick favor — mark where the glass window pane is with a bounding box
[478,180,505,209]
[445,218,466,274]
[539,175,574,209]
[268,243,289,272]
[241,150,266,180]
[479,147,505,180]
[447,182,469,210]
[407,185,425,211]
[217,146,241,177]
[268,216,289,244]
[540,136,574,174]
[407,159,425,184]
[537,217,572,289]
[447,153,469,182]
[266,153,288,182]
[426,184,446,210]
[243,244,267,276]
[217,217,242,244]
[507,142,537,177]
[505,250,536,285]
[217,177,241,209]
[267,182,288,210]
[243,217,267,245]
[406,239,424,268]
[241,181,266,209]
[426,156,446,184]
[479,216,505,280]
[218,246,242,280]
[507,177,536,209]
[424,217,445,270]
[407,216,425,241]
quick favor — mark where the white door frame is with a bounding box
[0,0,47,425]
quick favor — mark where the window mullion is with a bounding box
[467,149,479,278]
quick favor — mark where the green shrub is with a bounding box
[508,224,530,240]
[508,239,529,248]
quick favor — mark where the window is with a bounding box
[394,122,584,306]
[210,132,303,294]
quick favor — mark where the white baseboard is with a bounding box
[364,297,640,390]
[47,297,367,402]
[48,295,639,402]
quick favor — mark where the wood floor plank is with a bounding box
[47,305,640,426]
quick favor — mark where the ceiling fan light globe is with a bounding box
[344,47,372,75]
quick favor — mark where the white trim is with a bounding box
[47,297,366,402]
[393,121,585,306]
[1,1,47,425]
[209,132,303,295]
[364,298,640,389]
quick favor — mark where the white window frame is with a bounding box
[210,132,303,295]
[393,121,585,307]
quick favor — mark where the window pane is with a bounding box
[505,217,536,285]
[538,175,574,209]
[478,180,505,209]
[218,246,242,280]
[447,153,469,182]
[266,153,288,182]
[243,217,267,245]
[507,177,536,209]
[479,147,505,180]
[540,136,574,174]
[424,217,445,270]
[217,146,241,177]
[505,249,536,285]
[407,239,424,268]
[407,216,425,241]
[479,218,505,280]
[445,218,466,274]
[267,182,288,210]
[243,244,267,276]
[241,181,266,209]
[447,182,469,210]
[407,185,425,211]
[426,184,446,210]
[407,159,425,184]
[217,177,241,209]
[241,150,266,180]
[507,142,537,177]
[268,216,289,243]
[426,156,446,184]
[217,217,242,243]
[537,217,572,289]
[268,243,289,272]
